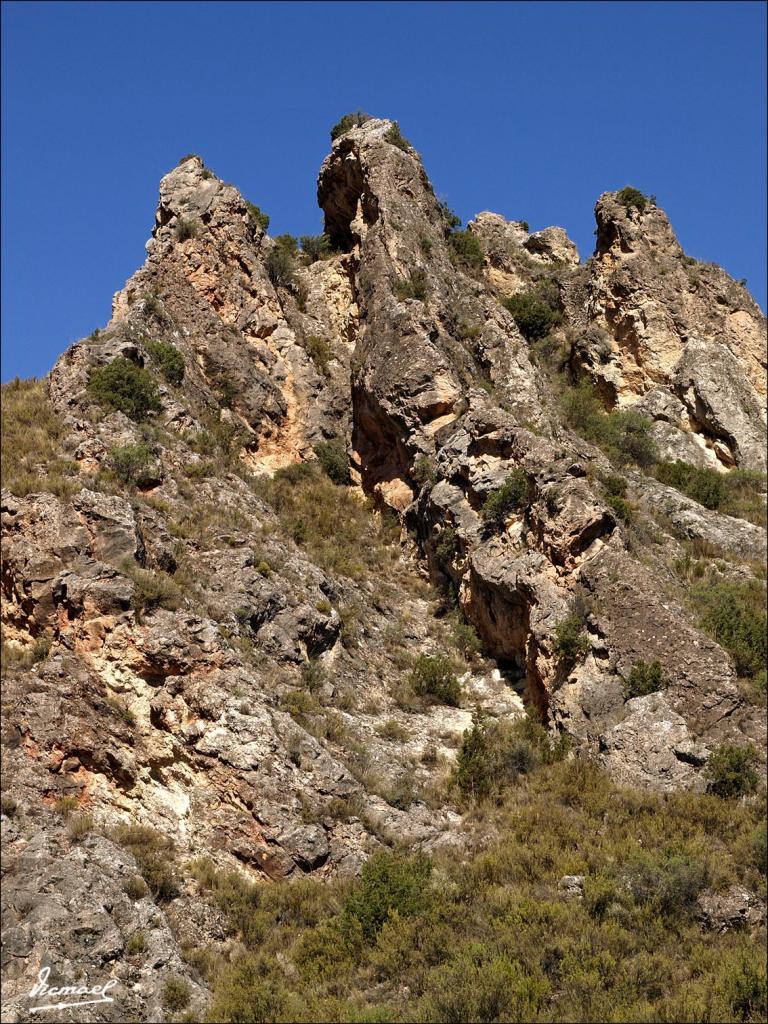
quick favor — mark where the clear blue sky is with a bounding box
[2,1,766,381]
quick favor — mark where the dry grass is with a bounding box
[1,377,81,497]
[251,465,401,581]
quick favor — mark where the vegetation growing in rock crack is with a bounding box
[393,268,428,301]
[299,233,333,262]
[107,442,156,486]
[87,357,162,421]
[302,334,334,377]
[624,659,666,699]
[503,281,562,340]
[144,339,185,385]
[313,438,351,485]
[174,216,198,241]
[448,229,484,271]
[481,468,528,531]
[385,121,411,151]
[560,380,658,468]
[552,613,590,670]
[245,201,270,231]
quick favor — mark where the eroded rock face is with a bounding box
[2,120,766,1020]
[575,191,767,470]
[0,819,209,1023]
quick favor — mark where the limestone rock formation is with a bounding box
[1,120,765,1020]
[573,191,767,471]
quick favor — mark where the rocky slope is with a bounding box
[1,118,766,1020]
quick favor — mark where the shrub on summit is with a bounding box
[330,110,371,141]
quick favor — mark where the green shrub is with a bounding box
[691,579,766,677]
[503,287,561,341]
[121,560,183,617]
[435,526,459,562]
[265,245,295,289]
[616,186,649,212]
[606,409,658,467]
[162,976,191,1013]
[601,473,628,497]
[436,199,461,230]
[108,443,155,486]
[113,824,179,900]
[123,875,148,900]
[448,230,484,271]
[314,439,350,485]
[376,719,411,742]
[552,614,589,669]
[623,853,708,916]
[144,339,184,386]
[624,659,665,699]
[300,234,333,262]
[303,335,333,377]
[207,955,287,1023]
[385,121,410,151]
[274,233,299,255]
[718,469,767,528]
[175,217,198,241]
[408,654,462,706]
[246,201,270,231]
[126,931,147,955]
[481,468,527,531]
[657,463,767,526]
[393,269,428,301]
[344,852,432,942]
[252,463,398,580]
[190,861,266,945]
[176,153,200,165]
[330,110,371,141]
[412,454,436,486]
[421,952,549,1024]
[87,358,162,421]
[706,744,759,798]
[721,951,768,1022]
[1,793,18,816]
[66,812,93,842]
[452,618,482,661]
[454,710,535,801]
[217,379,238,409]
[301,659,325,692]
[656,460,726,509]
[607,494,633,523]
[753,827,768,876]
[560,381,658,467]
[142,290,163,321]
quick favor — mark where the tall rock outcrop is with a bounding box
[1,120,765,1021]
[573,191,767,471]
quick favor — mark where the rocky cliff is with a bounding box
[2,118,766,1021]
